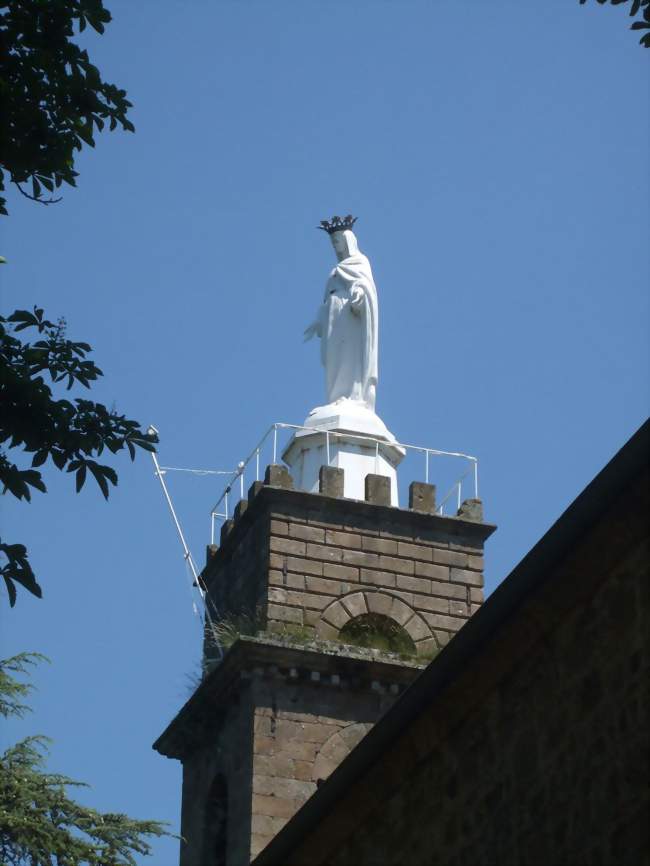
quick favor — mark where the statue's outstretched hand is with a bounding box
[303,322,318,342]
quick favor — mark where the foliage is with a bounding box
[339,613,417,657]
[0,654,170,865]
[0,651,46,719]
[0,0,134,215]
[0,307,157,605]
[580,0,650,45]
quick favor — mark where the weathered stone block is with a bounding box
[415,637,438,656]
[285,573,305,590]
[306,543,343,563]
[286,556,323,577]
[409,481,436,514]
[270,536,306,556]
[366,592,394,617]
[269,569,285,587]
[325,529,362,549]
[267,603,303,624]
[362,536,398,555]
[359,569,396,588]
[404,615,431,642]
[415,561,450,581]
[432,548,469,567]
[322,600,349,629]
[270,518,289,536]
[319,465,344,498]
[412,594,449,614]
[248,480,263,500]
[397,574,432,594]
[205,544,218,565]
[450,567,484,587]
[430,580,467,600]
[365,474,391,506]
[342,591,368,619]
[457,497,483,522]
[379,555,415,575]
[421,611,467,631]
[220,519,234,545]
[449,599,470,617]
[264,464,294,490]
[342,549,380,567]
[289,524,325,543]
[234,498,248,521]
[397,541,433,561]
[390,597,415,626]
[305,575,342,596]
[323,562,359,582]
[252,793,299,819]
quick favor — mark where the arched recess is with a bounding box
[312,722,373,784]
[316,590,434,656]
[202,773,228,866]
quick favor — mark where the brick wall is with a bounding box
[249,677,392,859]
[266,505,484,654]
[204,468,495,659]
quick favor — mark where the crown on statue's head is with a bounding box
[317,214,358,234]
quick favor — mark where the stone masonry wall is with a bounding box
[263,472,649,866]
[178,689,254,866]
[204,468,494,660]
[265,501,485,654]
[249,676,393,860]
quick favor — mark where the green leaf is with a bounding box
[75,464,87,492]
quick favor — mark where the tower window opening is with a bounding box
[202,773,228,865]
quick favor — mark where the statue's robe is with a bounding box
[317,250,378,410]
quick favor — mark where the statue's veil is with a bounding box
[326,230,378,409]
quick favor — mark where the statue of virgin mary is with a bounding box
[304,215,378,412]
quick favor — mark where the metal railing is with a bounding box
[209,422,478,544]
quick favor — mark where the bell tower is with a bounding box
[153,216,495,864]
[153,463,495,864]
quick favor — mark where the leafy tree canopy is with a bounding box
[580,0,650,45]
[0,307,157,605]
[0,0,134,215]
[0,653,170,865]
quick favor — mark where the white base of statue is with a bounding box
[282,400,405,505]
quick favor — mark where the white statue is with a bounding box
[304,215,378,412]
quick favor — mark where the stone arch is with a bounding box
[317,590,434,656]
[312,722,373,784]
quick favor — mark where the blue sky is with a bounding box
[1,1,648,862]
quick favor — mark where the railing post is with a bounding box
[473,460,479,498]
[210,512,215,545]
[457,481,461,511]
[425,450,429,484]
[374,440,379,474]
[225,490,229,520]
[326,430,331,466]
[273,426,278,464]
[255,448,260,481]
